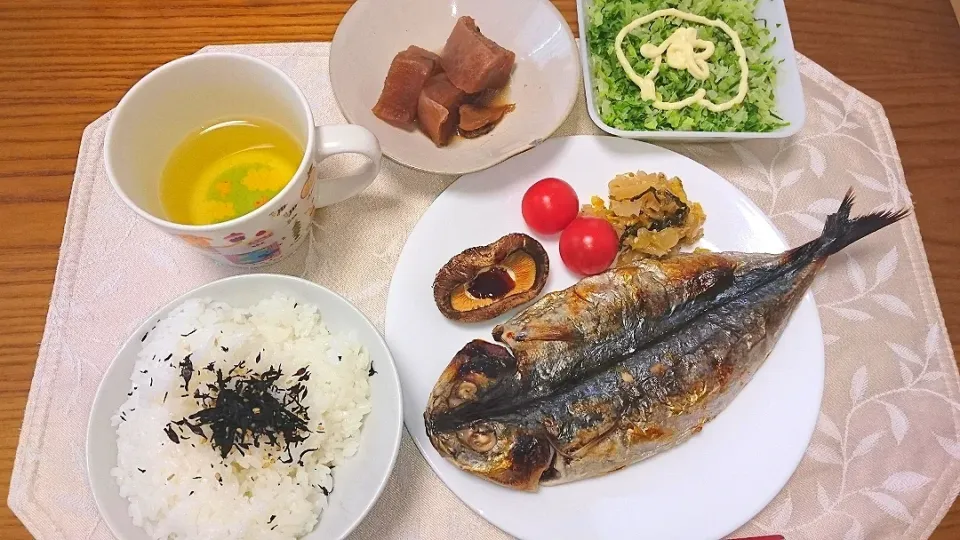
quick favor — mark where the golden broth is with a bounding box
[160,118,304,225]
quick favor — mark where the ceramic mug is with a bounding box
[104,52,382,267]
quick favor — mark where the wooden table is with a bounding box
[1,0,958,538]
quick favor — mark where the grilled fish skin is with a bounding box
[428,253,778,426]
[425,190,907,490]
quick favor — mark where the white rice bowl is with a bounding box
[111,293,372,540]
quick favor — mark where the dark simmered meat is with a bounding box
[372,46,441,127]
[458,103,516,139]
[440,17,516,94]
[418,74,468,146]
[373,17,517,144]
[406,45,441,66]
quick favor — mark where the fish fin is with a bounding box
[515,325,580,342]
[493,321,580,343]
[790,189,909,263]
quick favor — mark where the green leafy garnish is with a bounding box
[586,0,786,132]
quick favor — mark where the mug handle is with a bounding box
[311,124,382,207]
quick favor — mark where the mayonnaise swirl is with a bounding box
[615,8,749,112]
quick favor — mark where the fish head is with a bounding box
[426,417,554,492]
[424,340,521,420]
[424,340,555,490]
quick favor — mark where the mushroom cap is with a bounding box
[432,233,549,322]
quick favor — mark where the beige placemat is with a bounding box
[8,42,960,540]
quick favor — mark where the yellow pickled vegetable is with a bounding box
[581,171,706,263]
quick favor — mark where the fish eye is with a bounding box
[448,380,478,407]
[457,424,497,453]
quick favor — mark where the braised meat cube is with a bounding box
[440,17,515,94]
[418,74,468,146]
[372,46,442,127]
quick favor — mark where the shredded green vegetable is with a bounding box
[586,0,786,132]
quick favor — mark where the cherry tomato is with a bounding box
[559,217,619,276]
[521,178,579,234]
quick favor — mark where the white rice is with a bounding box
[111,293,372,540]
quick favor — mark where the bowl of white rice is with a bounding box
[86,274,402,540]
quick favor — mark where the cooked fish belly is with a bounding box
[424,191,907,491]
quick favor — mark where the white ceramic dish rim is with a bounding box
[329,0,581,175]
[85,273,403,540]
[575,0,806,140]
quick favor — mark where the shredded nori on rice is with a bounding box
[179,354,194,390]
[295,448,318,466]
[165,366,313,459]
[164,425,180,444]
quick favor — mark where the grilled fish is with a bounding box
[424,191,907,490]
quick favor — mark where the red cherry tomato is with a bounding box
[559,217,619,276]
[521,178,579,234]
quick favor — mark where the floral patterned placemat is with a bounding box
[9,42,960,540]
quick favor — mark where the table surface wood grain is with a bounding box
[1,0,958,538]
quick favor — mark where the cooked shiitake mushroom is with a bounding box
[433,233,549,322]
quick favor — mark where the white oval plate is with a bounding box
[87,274,403,540]
[330,0,579,175]
[385,136,824,540]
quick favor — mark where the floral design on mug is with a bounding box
[301,163,318,199]
[242,167,288,192]
[224,232,246,244]
[176,234,215,250]
[292,220,302,242]
[271,204,288,218]
[248,230,274,248]
[224,242,282,265]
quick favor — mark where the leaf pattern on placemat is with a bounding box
[686,59,960,540]
[6,44,959,540]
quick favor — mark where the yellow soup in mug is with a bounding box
[160,118,304,225]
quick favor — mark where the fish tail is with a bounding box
[789,189,909,263]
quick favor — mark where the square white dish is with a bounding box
[576,0,805,141]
